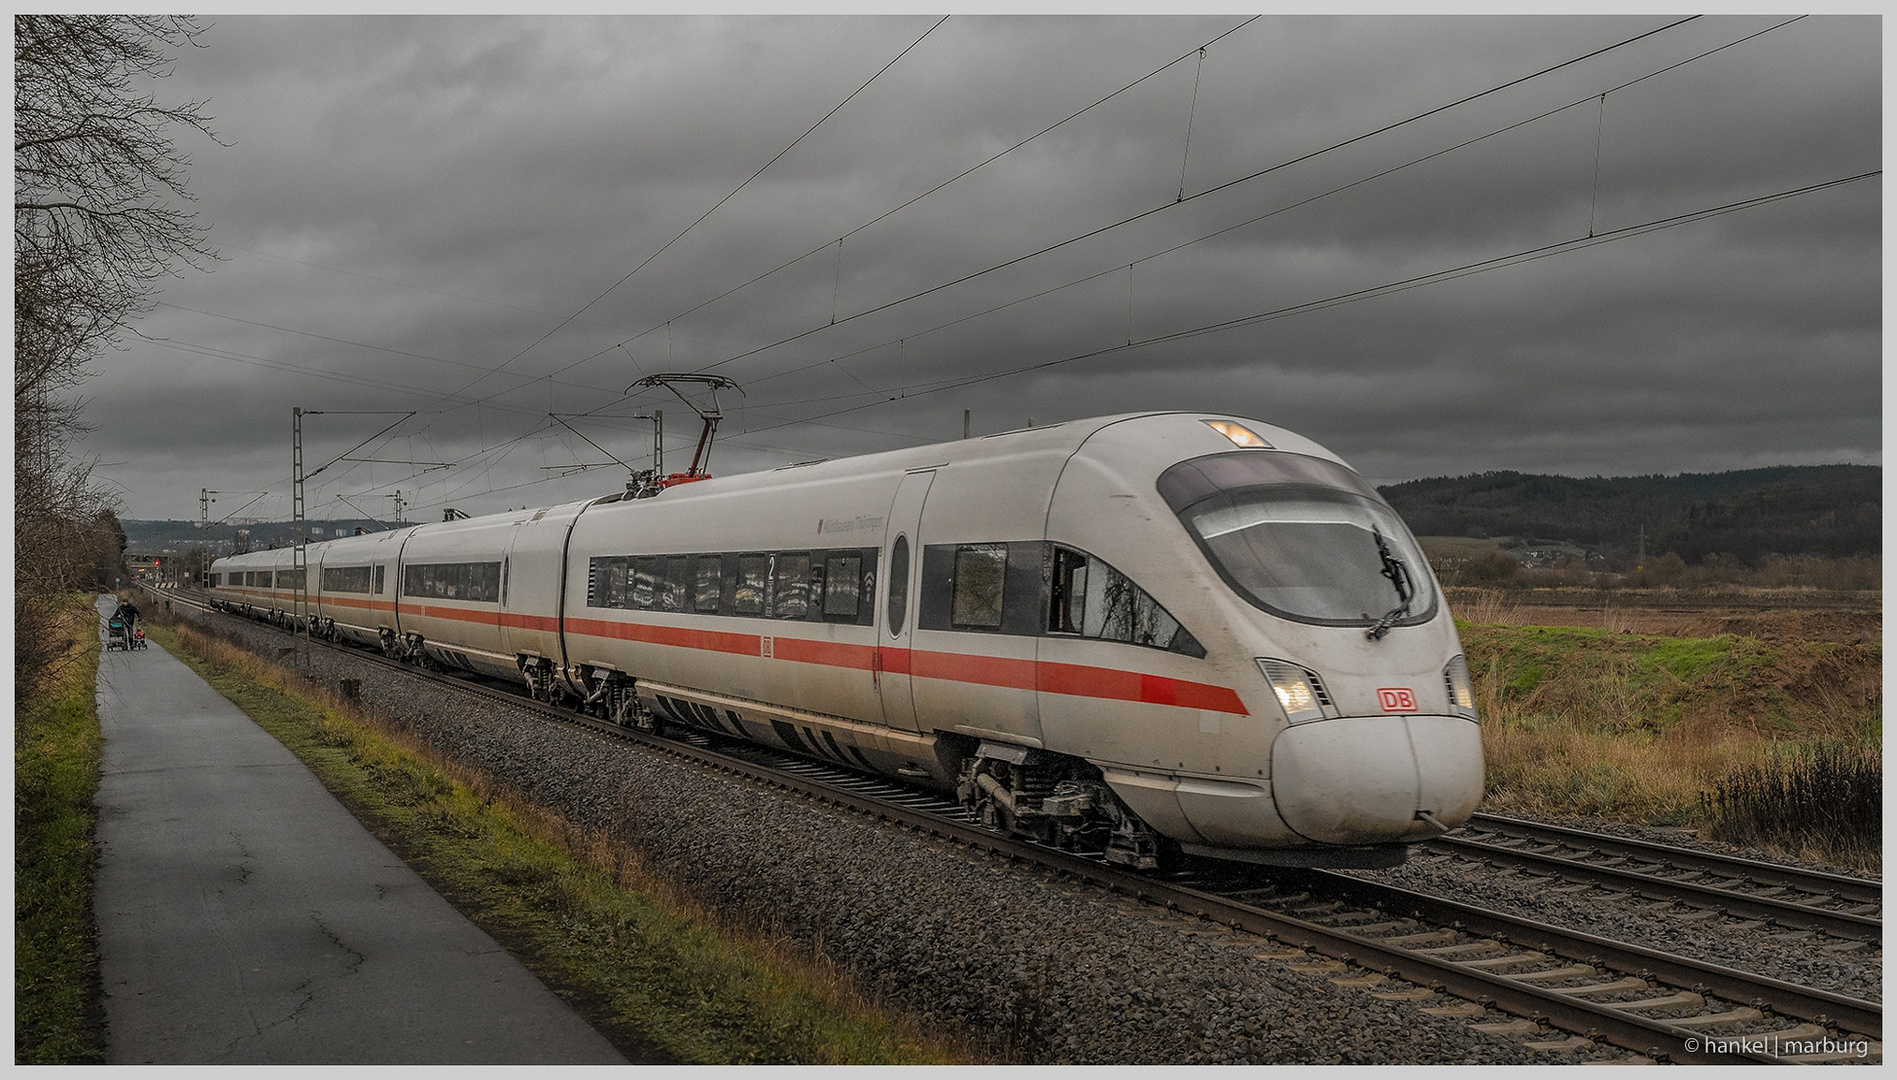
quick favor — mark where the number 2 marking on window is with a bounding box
[1377,687,1418,712]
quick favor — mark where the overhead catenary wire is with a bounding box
[420,14,953,416]
[457,14,1759,493]
[721,170,1878,440]
[730,14,1813,400]
[684,16,1703,379]
[413,20,1812,509]
[164,14,1773,437]
[539,13,1709,456]
[471,16,1267,406]
[183,16,1826,518]
[1177,47,1207,202]
[243,106,1864,530]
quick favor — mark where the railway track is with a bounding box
[161,589,1882,1065]
[1434,814,1881,944]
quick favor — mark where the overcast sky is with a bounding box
[74,14,1880,525]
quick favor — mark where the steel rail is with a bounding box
[1307,872,1882,1039]
[1463,812,1882,903]
[1428,833,1881,943]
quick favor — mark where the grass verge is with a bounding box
[1461,617,1881,871]
[15,596,106,1064]
[145,618,969,1064]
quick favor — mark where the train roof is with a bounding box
[209,411,1347,566]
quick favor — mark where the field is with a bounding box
[1449,586,1881,872]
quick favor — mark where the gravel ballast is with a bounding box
[172,605,1877,1064]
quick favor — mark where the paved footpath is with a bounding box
[91,596,629,1064]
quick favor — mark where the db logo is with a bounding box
[1377,687,1418,712]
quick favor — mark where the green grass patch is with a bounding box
[15,598,107,1064]
[145,620,965,1065]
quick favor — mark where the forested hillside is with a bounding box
[1379,465,1879,565]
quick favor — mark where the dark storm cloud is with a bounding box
[75,14,1879,523]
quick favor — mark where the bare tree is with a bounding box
[15,16,216,699]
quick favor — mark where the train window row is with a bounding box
[587,548,878,626]
[917,542,1205,658]
[222,568,306,590]
[215,566,378,594]
[215,541,1200,657]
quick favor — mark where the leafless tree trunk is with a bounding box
[14,16,216,702]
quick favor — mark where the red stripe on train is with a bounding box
[566,621,1247,714]
[565,617,759,656]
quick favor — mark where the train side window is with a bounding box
[588,557,625,608]
[321,565,372,593]
[1081,557,1178,647]
[1049,545,1205,658]
[887,536,909,635]
[632,556,660,609]
[951,544,1007,628]
[693,555,722,612]
[772,553,811,618]
[823,553,861,617]
[660,556,690,612]
[734,555,768,615]
[375,565,386,595]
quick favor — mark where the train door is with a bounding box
[878,469,934,732]
[495,518,530,657]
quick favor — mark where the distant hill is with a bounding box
[126,463,1880,567]
[120,518,397,555]
[1378,465,1880,565]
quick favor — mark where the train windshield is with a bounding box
[1158,452,1436,627]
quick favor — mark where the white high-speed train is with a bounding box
[207,412,1483,868]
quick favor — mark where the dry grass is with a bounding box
[1452,589,1524,627]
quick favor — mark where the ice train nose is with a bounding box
[1270,714,1483,845]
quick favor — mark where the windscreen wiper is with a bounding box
[1366,525,1414,641]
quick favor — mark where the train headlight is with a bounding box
[1443,654,1477,720]
[1257,658,1331,724]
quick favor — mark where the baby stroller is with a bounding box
[106,616,130,651]
[131,626,148,650]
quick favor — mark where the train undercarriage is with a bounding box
[955,743,1171,870]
